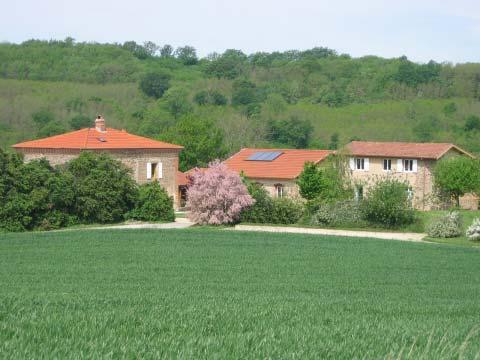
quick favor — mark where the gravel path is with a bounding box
[234,224,426,242]
[71,218,195,231]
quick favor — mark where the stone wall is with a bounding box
[17,148,181,208]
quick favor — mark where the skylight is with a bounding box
[247,151,283,161]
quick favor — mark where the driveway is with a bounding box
[234,224,426,242]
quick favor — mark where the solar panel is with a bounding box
[247,151,282,161]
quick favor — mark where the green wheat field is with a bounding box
[1,228,479,359]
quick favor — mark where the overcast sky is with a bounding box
[1,0,479,63]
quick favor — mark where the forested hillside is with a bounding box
[1,39,479,170]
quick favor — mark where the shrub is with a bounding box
[66,152,137,223]
[241,182,274,223]
[361,178,415,227]
[311,200,365,227]
[187,161,254,225]
[269,197,304,225]
[0,152,76,232]
[466,218,480,241]
[139,72,171,99]
[428,212,462,238]
[128,182,175,222]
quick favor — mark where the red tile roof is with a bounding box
[177,171,188,186]
[12,128,182,150]
[344,141,473,160]
[223,148,332,180]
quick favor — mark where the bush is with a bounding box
[241,182,274,223]
[66,152,137,223]
[128,182,175,222]
[269,198,304,225]
[361,178,415,228]
[428,211,462,238]
[466,218,480,241]
[311,200,365,227]
[0,152,76,232]
[187,161,254,225]
[139,72,171,99]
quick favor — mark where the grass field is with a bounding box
[1,228,479,358]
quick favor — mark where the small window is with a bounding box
[275,184,284,198]
[356,158,365,170]
[403,159,414,172]
[383,159,391,171]
[147,162,161,180]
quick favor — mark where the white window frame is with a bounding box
[383,159,392,171]
[350,157,369,171]
[275,184,284,198]
[147,162,163,180]
[403,159,417,173]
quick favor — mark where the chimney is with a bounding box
[95,115,106,132]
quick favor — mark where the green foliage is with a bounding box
[241,182,303,224]
[428,211,462,238]
[311,200,365,227]
[204,49,247,79]
[32,110,55,127]
[0,151,76,232]
[193,90,227,106]
[37,121,67,137]
[328,133,339,150]
[241,182,274,223]
[269,197,304,224]
[361,178,415,228]
[231,79,257,106]
[69,114,92,130]
[159,115,226,171]
[128,182,175,222]
[139,72,171,99]
[434,156,480,207]
[298,158,352,207]
[443,102,457,116]
[66,152,137,223]
[174,46,198,65]
[464,115,480,132]
[162,87,193,119]
[267,116,313,148]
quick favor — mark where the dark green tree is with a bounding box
[174,46,198,65]
[139,72,171,99]
[464,115,480,131]
[128,182,175,222]
[159,115,226,171]
[268,116,314,148]
[232,79,257,106]
[69,114,91,130]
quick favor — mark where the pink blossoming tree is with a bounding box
[187,160,255,225]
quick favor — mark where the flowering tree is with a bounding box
[187,161,254,225]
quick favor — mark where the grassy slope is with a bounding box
[2,78,480,154]
[1,229,479,358]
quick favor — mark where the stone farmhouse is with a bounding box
[12,116,184,208]
[344,141,478,210]
[223,148,332,198]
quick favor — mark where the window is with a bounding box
[275,184,284,198]
[147,162,163,180]
[383,159,391,171]
[403,159,414,172]
[350,157,369,171]
[356,158,364,170]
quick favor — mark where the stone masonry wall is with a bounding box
[17,148,181,208]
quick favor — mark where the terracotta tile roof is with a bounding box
[223,148,332,180]
[344,141,473,160]
[12,128,183,150]
[177,171,188,186]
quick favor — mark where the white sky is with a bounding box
[1,0,479,63]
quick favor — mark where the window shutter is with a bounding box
[364,158,369,171]
[397,159,403,172]
[412,159,418,173]
[349,158,355,170]
[158,162,163,179]
[146,162,152,179]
